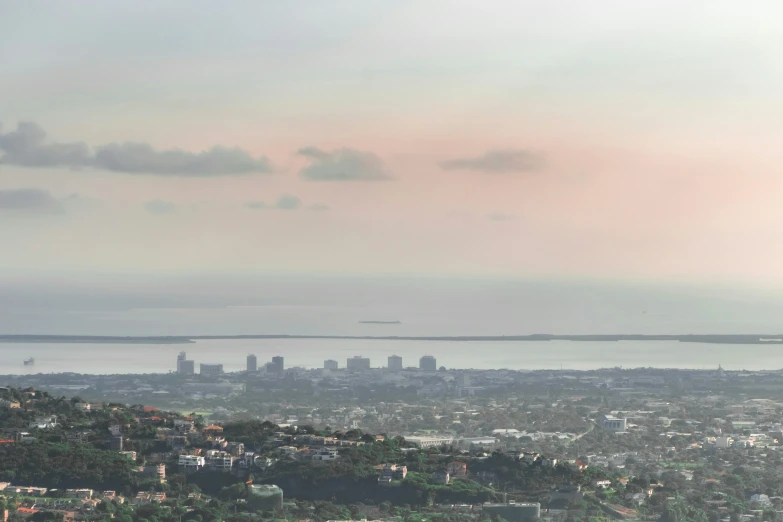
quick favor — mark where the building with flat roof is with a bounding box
[347,356,371,371]
[482,502,541,521]
[271,356,284,373]
[248,484,283,511]
[200,364,223,377]
[247,354,257,372]
[178,455,205,473]
[603,415,627,432]
[388,355,403,371]
[404,435,453,448]
[419,355,437,372]
[324,360,339,370]
[176,352,195,374]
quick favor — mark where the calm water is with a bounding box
[0,339,781,374]
[2,275,783,373]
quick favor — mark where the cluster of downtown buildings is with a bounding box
[176,351,441,375]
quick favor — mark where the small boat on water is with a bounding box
[23,358,35,366]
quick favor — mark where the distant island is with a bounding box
[359,320,402,324]
[2,333,783,344]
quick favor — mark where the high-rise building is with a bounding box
[271,356,284,373]
[324,360,338,370]
[346,356,371,371]
[177,352,195,374]
[419,355,437,372]
[457,374,471,387]
[247,354,258,372]
[200,364,223,377]
[388,355,403,371]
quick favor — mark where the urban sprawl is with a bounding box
[1,352,783,521]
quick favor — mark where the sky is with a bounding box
[2,1,783,284]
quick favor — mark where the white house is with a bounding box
[178,455,205,473]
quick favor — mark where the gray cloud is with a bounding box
[298,146,391,181]
[144,200,177,214]
[439,149,544,173]
[245,194,302,211]
[0,121,273,176]
[275,194,301,210]
[0,122,91,168]
[94,143,272,176]
[0,188,63,212]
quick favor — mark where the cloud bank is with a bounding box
[0,188,63,212]
[298,146,391,181]
[0,121,273,176]
[440,149,544,173]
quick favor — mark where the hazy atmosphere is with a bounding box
[3,1,783,283]
[5,5,783,522]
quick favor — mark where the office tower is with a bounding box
[177,352,195,374]
[346,356,371,371]
[419,355,437,372]
[247,354,258,372]
[388,355,403,371]
[200,364,223,377]
[271,356,284,373]
[457,373,471,387]
[324,360,338,370]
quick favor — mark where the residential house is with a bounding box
[432,470,450,485]
[178,455,205,473]
[65,489,93,499]
[379,464,408,483]
[205,450,235,472]
[305,448,339,462]
[29,416,57,429]
[226,441,245,456]
[132,492,151,505]
[446,461,467,476]
[137,464,166,483]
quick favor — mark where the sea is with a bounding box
[2,274,783,374]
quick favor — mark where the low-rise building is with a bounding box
[482,502,541,522]
[179,455,206,473]
[404,436,454,448]
[602,415,627,432]
[432,470,450,485]
[379,464,408,483]
[305,448,339,461]
[446,461,467,476]
[205,450,235,471]
[137,464,166,483]
[65,489,93,499]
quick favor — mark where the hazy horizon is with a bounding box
[1,274,783,337]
